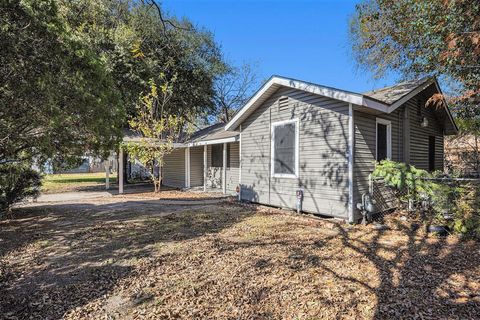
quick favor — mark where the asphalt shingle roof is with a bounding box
[363,77,431,105]
[189,123,239,143]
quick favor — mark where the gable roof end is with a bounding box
[363,77,433,105]
[225,75,458,134]
[225,75,388,131]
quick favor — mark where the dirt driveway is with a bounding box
[1,194,479,319]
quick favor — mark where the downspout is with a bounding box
[348,103,355,223]
[268,106,271,205]
[238,125,242,201]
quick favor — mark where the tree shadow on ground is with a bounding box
[0,200,253,319]
[291,219,480,319]
[206,211,479,318]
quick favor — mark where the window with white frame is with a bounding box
[376,118,392,161]
[271,119,298,177]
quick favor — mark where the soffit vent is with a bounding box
[278,96,289,110]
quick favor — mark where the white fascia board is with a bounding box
[187,136,238,147]
[225,76,376,131]
[362,97,390,113]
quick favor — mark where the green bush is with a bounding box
[0,163,42,216]
[372,160,433,201]
[372,160,480,239]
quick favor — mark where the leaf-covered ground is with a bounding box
[1,197,479,319]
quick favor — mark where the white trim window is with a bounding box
[271,119,299,178]
[376,118,392,161]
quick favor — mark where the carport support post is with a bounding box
[203,145,207,192]
[105,160,110,190]
[223,142,227,194]
[118,148,124,194]
[185,147,190,189]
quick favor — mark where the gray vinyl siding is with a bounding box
[189,146,204,187]
[353,94,446,220]
[163,148,185,188]
[408,99,444,170]
[353,107,404,218]
[226,142,240,193]
[240,87,349,218]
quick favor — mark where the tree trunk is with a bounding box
[152,164,161,193]
[153,177,161,193]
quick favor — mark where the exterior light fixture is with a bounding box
[421,117,429,128]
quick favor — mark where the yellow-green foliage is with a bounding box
[123,77,191,191]
[372,160,433,200]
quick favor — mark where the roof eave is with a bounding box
[225,76,376,131]
[224,75,458,135]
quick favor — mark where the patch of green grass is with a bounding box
[42,173,116,193]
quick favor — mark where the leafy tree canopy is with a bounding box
[57,0,226,126]
[350,0,480,111]
[0,0,123,165]
[1,0,227,170]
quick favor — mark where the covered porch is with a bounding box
[184,140,240,194]
[116,124,240,195]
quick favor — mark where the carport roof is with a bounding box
[187,123,239,146]
[122,124,239,147]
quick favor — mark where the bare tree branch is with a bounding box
[213,63,259,123]
[141,0,191,34]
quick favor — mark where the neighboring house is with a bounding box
[118,75,457,223]
[54,156,117,174]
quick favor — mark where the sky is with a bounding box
[162,0,398,94]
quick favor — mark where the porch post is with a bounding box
[118,149,124,194]
[348,103,354,223]
[223,142,227,194]
[185,147,190,188]
[203,145,207,192]
[104,159,110,190]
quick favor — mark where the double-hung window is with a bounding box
[376,118,392,161]
[271,119,298,178]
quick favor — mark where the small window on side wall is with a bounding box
[271,119,298,178]
[211,144,222,167]
[211,144,230,167]
[376,118,391,161]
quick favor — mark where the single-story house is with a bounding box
[118,75,457,223]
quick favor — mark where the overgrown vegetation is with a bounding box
[1,0,231,209]
[350,0,479,105]
[0,164,41,216]
[373,160,480,239]
[372,160,433,202]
